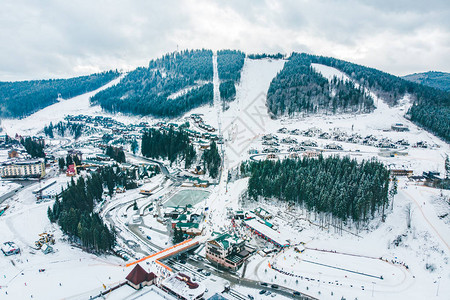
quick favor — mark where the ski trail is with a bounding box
[212,52,222,135]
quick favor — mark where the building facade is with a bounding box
[0,159,45,179]
[205,233,249,271]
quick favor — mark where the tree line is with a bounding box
[43,121,85,139]
[58,154,81,170]
[267,53,374,116]
[217,50,245,105]
[47,173,115,252]
[240,156,393,225]
[105,145,126,163]
[219,80,236,102]
[141,128,196,168]
[0,70,119,118]
[20,137,45,158]
[298,53,450,142]
[202,141,221,179]
[90,49,214,118]
[247,53,284,60]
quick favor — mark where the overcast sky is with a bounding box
[1,0,449,81]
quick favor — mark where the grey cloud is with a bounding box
[0,0,449,81]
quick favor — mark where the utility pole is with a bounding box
[372,281,375,297]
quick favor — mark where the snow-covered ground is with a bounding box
[0,59,449,299]
[0,75,160,137]
[0,181,21,198]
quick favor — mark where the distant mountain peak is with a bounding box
[402,71,450,91]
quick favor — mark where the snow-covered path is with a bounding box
[221,58,285,168]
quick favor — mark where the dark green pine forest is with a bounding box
[91,49,214,118]
[141,128,196,168]
[267,53,374,116]
[241,156,393,225]
[48,173,113,251]
[202,141,221,179]
[217,50,245,102]
[298,53,450,142]
[0,70,119,118]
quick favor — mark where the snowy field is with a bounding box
[0,57,449,299]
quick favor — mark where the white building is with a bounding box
[0,159,45,179]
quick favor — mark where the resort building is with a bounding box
[125,264,157,290]
[0,158,45,179]
[205,233,250,271]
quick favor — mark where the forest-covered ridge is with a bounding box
[0,70,120,118]
[90,49,214,118]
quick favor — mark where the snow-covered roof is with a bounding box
[244,217,290,247]
[161,273,205,300]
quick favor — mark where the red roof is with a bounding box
[125,264,156,285]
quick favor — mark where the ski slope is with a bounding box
[0,58,449,300]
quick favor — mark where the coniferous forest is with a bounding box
[91,49,214,118]
[202,141,221,179]
[217,50,245,102]
[43,121,85,139]
[299,53,450,142]
[247,53,284,60]
[141,128,196,168]
[0,70,119,118]
[47,173,116,252]
[267,53,374,116]
[219,80,236,102]
[105,146,126,163]
[241,156,393,224]
[20,137,45,158]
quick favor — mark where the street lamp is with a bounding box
[372,281,375,297]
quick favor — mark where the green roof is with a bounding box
[264,220,273,228]
[213,233,242,250]
[177,214,187,221]
[176,222,199,229]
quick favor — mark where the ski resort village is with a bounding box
[0,50,449,300]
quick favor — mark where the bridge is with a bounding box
[126,236,205,271]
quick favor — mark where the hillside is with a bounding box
[267,53,374,116]
[217,49,245,103]
[403,71,450,91]
[267,52,450,142]
[2,49,449,143]
[0,70,120,118]
[90,49,214,118]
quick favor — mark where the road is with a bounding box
[0,180,37,205]
[170,257,317,300]
[127,153,181,183]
